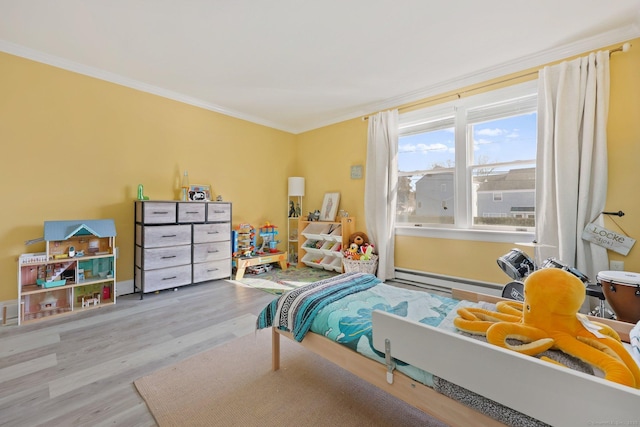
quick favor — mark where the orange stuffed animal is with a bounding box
[455,268,640,388]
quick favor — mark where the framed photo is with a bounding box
[188,184,211,201]
[320,192,340,221]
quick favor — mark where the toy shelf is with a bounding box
[297,217,354,273]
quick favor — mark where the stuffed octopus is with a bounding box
[454,268,640,388]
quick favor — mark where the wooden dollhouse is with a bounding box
[17,219,117,325]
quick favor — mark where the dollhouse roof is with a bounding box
[43,219,117,241]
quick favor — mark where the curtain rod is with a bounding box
[361,70,537,119]
[610,42,632,56]
[363,42,632,120]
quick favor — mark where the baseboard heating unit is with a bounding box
[393,268,503,297]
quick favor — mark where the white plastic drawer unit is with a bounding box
[135,224,191,248]
[136,201,177,224]
[206,202,231,222]
[178,203,206,223]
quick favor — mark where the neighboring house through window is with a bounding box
[397,81,537,240]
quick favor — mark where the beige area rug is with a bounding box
[134,330,448,427]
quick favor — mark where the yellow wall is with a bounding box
[296,119,368,221]
[298,38,640,284]
[0,52,296,301]
[605,40,640,271]
[2,37,639,303]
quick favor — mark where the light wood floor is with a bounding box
[0,280,275,427]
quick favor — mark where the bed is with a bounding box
[256,272,640,427]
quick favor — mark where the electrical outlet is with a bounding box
[610,260,624,271]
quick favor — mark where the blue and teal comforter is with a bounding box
[256,272,494,386]
[256,273,555,425]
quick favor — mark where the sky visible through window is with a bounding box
[398,112,537,173]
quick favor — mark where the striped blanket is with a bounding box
[256,272,381,341]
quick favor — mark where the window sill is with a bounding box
[395,225,534,244]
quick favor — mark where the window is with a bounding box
[397,81,537,238]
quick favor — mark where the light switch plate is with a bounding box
[350,165,363,179]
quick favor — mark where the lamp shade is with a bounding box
[288,177,305,196]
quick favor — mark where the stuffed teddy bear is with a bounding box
[349,231,369,247]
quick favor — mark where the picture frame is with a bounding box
[188,184,211,201]
[319,192,340,221]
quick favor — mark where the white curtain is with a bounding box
[535,51,610,282]
[365,110,398,281]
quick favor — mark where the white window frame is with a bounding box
[396,81,537,243]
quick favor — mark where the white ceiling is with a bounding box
[1,1,639,134]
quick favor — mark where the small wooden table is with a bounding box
[233,251,287,280]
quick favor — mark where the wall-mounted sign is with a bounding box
[350,165,363,179]
[582,223,635,256]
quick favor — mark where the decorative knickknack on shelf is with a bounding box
[181,171,189,201]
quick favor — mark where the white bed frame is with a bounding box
[271,289,640,427]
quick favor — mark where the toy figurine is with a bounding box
[307,210,320,221]
[137,184,149,200]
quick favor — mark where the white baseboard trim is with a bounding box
[393,268,503,297]
[1,299,18,324]
[116,279,135,296]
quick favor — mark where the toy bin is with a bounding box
[320,240,337,256]
[302,252,325,269]
[321,224,342,242]
[320,256,338,271]
[301,223,331,241]
[302,239,324,254]
[328,257,343,272]
[330,242,343,257]
[343,254,378,275]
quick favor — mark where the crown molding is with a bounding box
[0,39,295,133]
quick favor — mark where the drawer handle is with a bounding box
[161,234,177,238]
[161,255,177,259]
[207,231,220,234]
[162,276,177,280]
[186,211,200,214]
[213,210,225,213]
[153,211,169,214]
[207,249,219,253]
[207,268,219,272]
